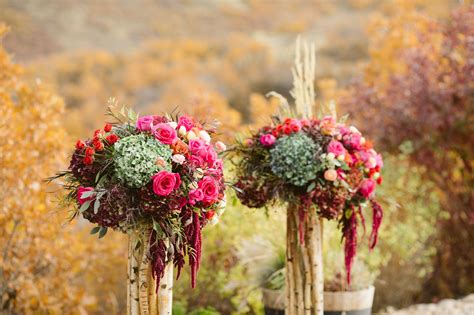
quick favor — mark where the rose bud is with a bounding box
[104,123,112,132]
[85,147,95,156]
[76,140,85,150]
[83,155,94,165]
[93,141,104,151]
[205,210,215,220]
[106,134,119,144]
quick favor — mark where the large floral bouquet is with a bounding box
[53,105,226,288]
[231,115,383,283]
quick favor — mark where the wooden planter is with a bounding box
[263,286,375,315]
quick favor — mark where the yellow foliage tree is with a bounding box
[0,25,127,314]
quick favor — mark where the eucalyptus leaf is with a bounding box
[90,226,101,235]
[79,200,92,213]
[306,182,316,192]
[80,191,96,198]
[93,198,101,214]
[98,227,108,239]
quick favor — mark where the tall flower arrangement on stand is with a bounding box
[229,39,383,314]
[52,101,226,314]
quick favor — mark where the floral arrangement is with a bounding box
[231,115,383,283]
[53,105,226,289]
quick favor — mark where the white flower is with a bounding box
[199,130,211,144]
[178,125,187,136]
[168,121,178,129]
[360,137,366,145]
[210,216,219,226]
[327,152,335,160]
[217,207,225,216]
[349,126,361,135]
[215,141,227,152]
[187,131,197,140]
[337,154,345,161]
[171,154,185,164]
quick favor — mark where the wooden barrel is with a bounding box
[262,286,375,315]
[324,286,375,315]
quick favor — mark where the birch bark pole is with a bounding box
[284,38,324,315]
[127,232,173,315]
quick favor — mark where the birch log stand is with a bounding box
[127,231,173,315]
[284,38,324,315]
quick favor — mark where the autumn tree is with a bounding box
[0,25,128,314]
[340,5,474,300]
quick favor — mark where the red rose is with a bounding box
[94,129,102,137]
[376,177,383,185]
[283,125,292,135]
[93,141,104,151]
[205,210,215,220]
[76,140,85,150]
[106,134,119,144]
[84,155,94,165]
[77,186,95,205]
[85,147,95,156]
[104,123,112,132]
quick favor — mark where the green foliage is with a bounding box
[113,134,172,188]
[269,133,321,186]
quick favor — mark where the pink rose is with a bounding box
[189,138,206,155]
[152,123,177,145]
[358,179,376,198]
[198,176,220,203]
[136,116,155,131]
[178,115,195,131]
[77,186,95,205]
[171,154,186,165]
[260,134,276,147]
[189,155,205,167]
[200,145,217,165]
[188,188,204,205]
[327,140,346,157]
[152,171,181,196]
[324,169,338,181]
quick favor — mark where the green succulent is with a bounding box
[269,133,321,186]
[113,134,172,188]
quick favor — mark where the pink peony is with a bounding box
[188,188,204,205]
[77,186,95,205]
[136,116,155,131]
[327,140,346,157]
[358,179,376,198]
[198,176,220,203]
[260,134,276,147]
[189,138,206,155]
[152,123,177,145]
[152,171,181,196]
[178,115,195,131]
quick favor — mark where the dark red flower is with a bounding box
[76,140,85,150]
[104,123,112,132]
[283,125,292,135]
[85,147,95,156]
[106,134,119,144]
[83,155,94,165]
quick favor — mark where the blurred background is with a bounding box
[0,0,472,314]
